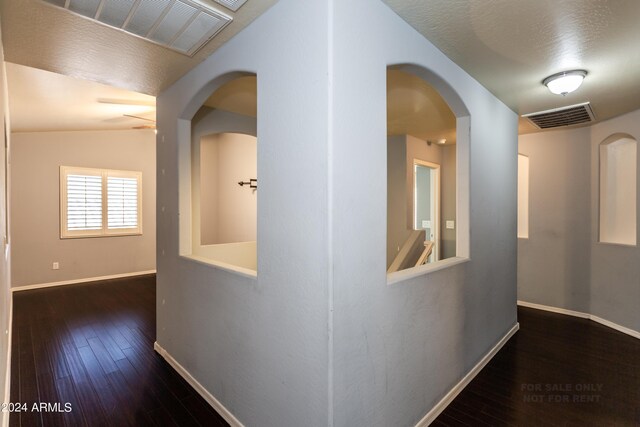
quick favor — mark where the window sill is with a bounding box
[181,254,257,279]
[596,241,637,248]
[387,256,470,285]
[61,232,143,239]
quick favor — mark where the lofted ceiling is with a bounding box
[2,0,639,136]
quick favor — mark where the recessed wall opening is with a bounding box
[386,67,466,275]
[185,73,258,273]
[518,154,530,239]
[599,134,637,246]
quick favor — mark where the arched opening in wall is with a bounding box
[599,134,637,246]
[188,74,258,273]
[386,66,469,275]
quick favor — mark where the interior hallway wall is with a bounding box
[0,25,13,425]
[331,1,517,425]
[589,110,640,332]
[10,129,156,288]
[157,0,517,426]
[518,108,640,334]
[518,127,592,313]
[156,1,331,425]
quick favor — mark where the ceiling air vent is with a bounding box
[522,102,595,129]
[40,0,234,56]
[212,0,248,12]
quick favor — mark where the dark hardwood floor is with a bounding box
[9,275,228,427]
[10,277,640,426]
[435,307,640,426]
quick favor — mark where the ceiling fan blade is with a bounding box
[124,114,156,123]
[97,98,156,107]
[103,116,131,123]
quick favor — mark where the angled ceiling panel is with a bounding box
[212,0,248,12]
[68,0,101,18]
[125,0,172,37]
[171,12,226,53]
[39,0,232,56]
[148,1,198,45]
[98,0,136,28]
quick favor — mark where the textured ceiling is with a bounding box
[0,0,276,96]
[382,0,640,133]
[3,0,639,136]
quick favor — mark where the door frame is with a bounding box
[413,159,440,262]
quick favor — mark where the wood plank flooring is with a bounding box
[9,276,640,426]
[435,307,640,426]
[9,275,228,427]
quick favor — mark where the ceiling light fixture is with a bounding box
[543,70,587,96]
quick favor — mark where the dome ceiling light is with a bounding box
[543,70,588,96]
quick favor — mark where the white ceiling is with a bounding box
[382,0,640,133]
[6,63,156,132]
[2,0,639,135]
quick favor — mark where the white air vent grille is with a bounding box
[212,0,248,12]
[40,0,233,56]
[522,102,595,129]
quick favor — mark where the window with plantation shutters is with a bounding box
[60,166,142,238]
[66,173,102,231]
[107,175,138,230]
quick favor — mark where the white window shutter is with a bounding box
[60,166,142,238]
[107,176,139,229]
[66,174,103,231]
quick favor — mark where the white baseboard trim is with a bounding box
[415,322,520,426]
[2,292,13,427]
[516,300,589,319]
[11,270,157,293]
[154,342,244,427]
[517,300,640,340]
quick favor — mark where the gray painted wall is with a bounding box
[157,1,331,425]
[518,108,640,333]
[518,127,592,313]
[387,135,410,267]
[10,130,156,287]
[156,0,517,426]
[0,36,12,423]
[441,145,457,258]
[590,110,640,332]
[331,1,517,425]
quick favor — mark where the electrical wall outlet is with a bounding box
[446,220,455,230]
[52,262,59,270]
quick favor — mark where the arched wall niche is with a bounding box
[599,132,637,246]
